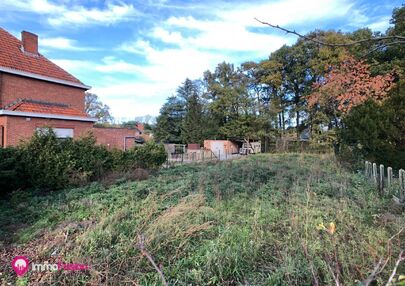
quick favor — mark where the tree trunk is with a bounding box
[296,110,300,139]
[281,110,285,135]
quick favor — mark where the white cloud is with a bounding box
[48,3,138,26]
[367,16,391,32]
[0,0,64,14]
[40,37,98,51]
[51,59,94,72]
[91,84,167,117]
[0,0,139,26]
[217,0,353,27]
[161,17,289,54]
[95,56,143,74]
[119,39,154,54]
[90,46,225,116]
[152,27,184,44]
[158,0,357,55]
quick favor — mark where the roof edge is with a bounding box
[0,110,97,122]
[0,66,91,90]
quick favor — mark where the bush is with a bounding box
[19,129,73,189]
[129,141,167,169]
[339,84,405,170]
[107,142,167,171]
[1,129,168,192]
[66,134,114,180]
[0,147,25,192]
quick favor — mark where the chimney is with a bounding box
[21,31,38,54]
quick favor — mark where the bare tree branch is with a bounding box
[136,234,168,286]
[362,41,405,57]
[254,18,405,47]
[386,250,404,286]
[326,263,341,286]
[363,258,384,286]
[362,228,404,286]
[388,227,404,242]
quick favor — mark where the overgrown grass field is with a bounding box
[0,153,403,285]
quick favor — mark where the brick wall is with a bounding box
[0,73,3,107]
[92,127,141,150]
[0,73,86,111]
[3,116,93,146]
[0,116,6,147]
[1,116,143,150]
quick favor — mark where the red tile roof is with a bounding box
[0,28,83,84]
[6,99,87,117]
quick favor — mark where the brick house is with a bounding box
[0,28,142,150]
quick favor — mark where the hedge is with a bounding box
[0,129,167,193]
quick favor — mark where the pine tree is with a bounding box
[154,96,185,143]
[181,80,203,144]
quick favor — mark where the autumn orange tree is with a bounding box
[308,56,395,129]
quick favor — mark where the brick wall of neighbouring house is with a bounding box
[3,116,93,146]
[0,73,3,107]
[0,116,143,150]
[92,127,141,150]
[0,116,6,147]
[0,73,86,111]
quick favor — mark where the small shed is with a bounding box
[203,140,239,156]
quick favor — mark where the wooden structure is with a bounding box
[239,141,261,155]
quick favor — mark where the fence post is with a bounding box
[202,148,204,162]
[379,164,384,195]
[372,163,377,184]
[400,169,405,202]
[365,161,369,177]
[181,153,184,163]
[218,150,221,161]
[387,167,393,188]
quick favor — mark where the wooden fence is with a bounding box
[364,161,405,204]
[165,149,241,167]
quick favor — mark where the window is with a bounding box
[37,128,74,139]
[53,128,74,138]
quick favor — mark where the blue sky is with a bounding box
[0,0,401,121]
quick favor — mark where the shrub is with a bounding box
[66,134,114,180]
[339,84,405,170]
[19,129,73,189]
[129,141,167,170]
[1,129,167,192]
[0,147,25,192]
